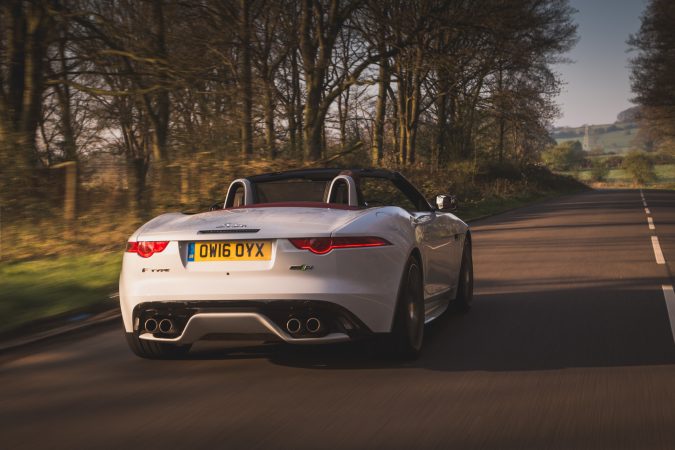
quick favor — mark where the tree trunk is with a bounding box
[445,90,458,163]
[338,88,350,149]
[303,75,324,161]
[292,50,303,154]
[432,83,448,171]
[239,0,253,159]
[263,79,276,158]
[287,53,299,156]
[55,29,77,161]
[388,86,399,163]
[397,72,408,165]
[408,61,421,165]
[150,0,170,162]
[497,66,505,164]
[128,156,151,219]
[372,54,388,165]
[0,1,50,212]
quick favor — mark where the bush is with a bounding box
[622,151,657,184]
[605,155,624,168]
[542,140,585,171]
[653,150,675,164]
[590,159,610,181]
[480,160,522,180]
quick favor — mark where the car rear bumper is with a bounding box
[139,313,351,345]
[128,300,373,345]
[118,238,411,340]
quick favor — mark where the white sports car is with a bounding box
[119,168,472,359]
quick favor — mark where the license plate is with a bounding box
[187,241,272,262]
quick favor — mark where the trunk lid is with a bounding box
[136,206,366,241]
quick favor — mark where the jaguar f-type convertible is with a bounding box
[119,168,472,359]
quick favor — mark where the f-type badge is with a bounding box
[290,264,314,271]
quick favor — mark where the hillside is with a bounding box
[552,122,640,154]
[551,108,644,154]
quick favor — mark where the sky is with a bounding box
[553,0,647,128]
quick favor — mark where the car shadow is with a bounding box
[182,277,675,372]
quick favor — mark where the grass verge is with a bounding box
[0,253,121,335]
[561,163,675,187]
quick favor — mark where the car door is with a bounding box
[358,176,455,301]
[430,211,464,291]
[409,211,453,298]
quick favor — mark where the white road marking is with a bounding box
[652,236,666,264]
[642,192,674,345]
[662,286,675,345]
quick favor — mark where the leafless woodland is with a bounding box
[1,0,578,230]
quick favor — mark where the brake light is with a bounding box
[288,237,391,255]
[126,241,169,258]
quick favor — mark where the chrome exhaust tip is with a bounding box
[286,318,302,334]
[144,318,158,333]
[306,317,321,333]
[158,318,174,333]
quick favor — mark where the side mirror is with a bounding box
[209,201,224,211]
[435,194,457,212]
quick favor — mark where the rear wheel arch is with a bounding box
[384,252,425,359]
[391,247,424,329]
[389,247,423,331]
[408,247,425,293]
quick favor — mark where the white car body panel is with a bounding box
[119,173,469,347]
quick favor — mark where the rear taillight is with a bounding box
[126,241,169,258]
[288,237,391,255]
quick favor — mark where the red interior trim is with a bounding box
[228,202,360,210]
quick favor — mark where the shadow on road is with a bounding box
[469,189,642,229]
[178,277,675,372]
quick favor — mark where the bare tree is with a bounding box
[0,1,53,173]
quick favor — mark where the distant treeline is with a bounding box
[629,0,675,153]
[0,0,578,211]
[552,123,638,140]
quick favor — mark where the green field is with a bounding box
[554,122,639,154]
[0,253,121,334]
[564,163,675,185]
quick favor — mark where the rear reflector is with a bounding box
[288,237,391,255]
[126,241,169,258]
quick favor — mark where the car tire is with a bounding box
[386,255,425,360]
[454,239,474,312]
[125,333,192,359]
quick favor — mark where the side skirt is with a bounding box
[423,289,455,324]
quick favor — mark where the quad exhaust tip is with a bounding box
[144,318,158,333]
[158,319,174,333]
[286,318,302,334]
[306,317,321,333]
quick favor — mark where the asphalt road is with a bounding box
[2,189,675,450]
